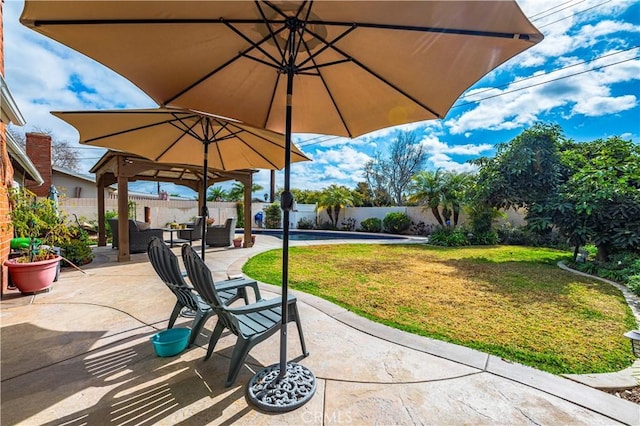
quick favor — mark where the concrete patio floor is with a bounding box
[1,235,638,425]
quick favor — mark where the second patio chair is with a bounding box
[182,243,309,387]
[147,237,261,347]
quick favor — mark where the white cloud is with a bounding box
[447,48,640,134]
[427,153,478,173]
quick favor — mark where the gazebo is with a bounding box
[90,150,257,262]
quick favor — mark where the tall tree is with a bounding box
[550,137,640,261]
[387,130,427,205]
[471,122,565,233]
[363,152,392,206]
[363,130,426,205]
[318,184,354,229]
[9,126,81,171]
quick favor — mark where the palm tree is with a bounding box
[408,169,445,226]
[227,182,264,202]
[207,186,228,201]
[318,185,354,229]
[441,171,473,226]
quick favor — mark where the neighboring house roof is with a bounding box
[52,165,97,184]
[6,131,44,185]
[1,74,26,126]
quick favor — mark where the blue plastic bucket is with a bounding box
[150,328,190,357]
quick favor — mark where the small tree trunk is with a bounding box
[596,244,610,262]
[431,207,444,226]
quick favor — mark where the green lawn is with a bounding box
[242,244,636,375]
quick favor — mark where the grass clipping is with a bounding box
[243,244,636,375]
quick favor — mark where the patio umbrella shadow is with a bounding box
[39,340,269,426]
[1,324,156,424]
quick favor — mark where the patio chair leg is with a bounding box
[226,337,252,387]
[205,321,225,361]
[168,302,182,329]
[189,310,213,347]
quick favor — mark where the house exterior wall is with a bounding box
[0,122,10,295]
[53,172,100,199]
[1,0,10,295]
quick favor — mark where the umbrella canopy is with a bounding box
[52,107,310,259]
[22,1,542,138]
[51,108,309,171]
[24,1,542,411]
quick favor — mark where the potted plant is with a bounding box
[233,237,243,248]
[4,187,72,294]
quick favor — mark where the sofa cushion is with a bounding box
[136,221,151,231]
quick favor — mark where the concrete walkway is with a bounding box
[1,236,638,425]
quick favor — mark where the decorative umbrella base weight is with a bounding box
[247,362,316,412]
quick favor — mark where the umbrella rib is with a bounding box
[255,1,287,63]
[262,72,281,129]
[224,19,284,69]
[307,21,538,42]
[81,113,197,144]
[29,18,535,42]
[297,25,356,70]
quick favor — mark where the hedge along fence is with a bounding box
[317,206,527,233]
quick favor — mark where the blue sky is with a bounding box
[4,0,639,199]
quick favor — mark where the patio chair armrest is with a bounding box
[215,277,262,300]
[227,294,296,315]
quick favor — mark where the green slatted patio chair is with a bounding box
[181,243,308,387]
[147,237,260,347]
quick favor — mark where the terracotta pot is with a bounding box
[251,235,256,244]
[4,256,61,294]
[233,239,243,248]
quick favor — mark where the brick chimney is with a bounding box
[25,132,52,196]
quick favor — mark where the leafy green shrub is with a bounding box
[410,221,432,236]
[264,203,281,229]
[572,250,640,293]
[105,210,117,241]
[60,228,94,267]
[316,220,335,230]
[359,217,382,233]
[469,230,498,245]
[429,225,469,247]
[383,212,411,234]
[628,275,640,296]
[297,217,315,229]
[236,202,244,228]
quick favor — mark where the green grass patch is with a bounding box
[243,244,636,375]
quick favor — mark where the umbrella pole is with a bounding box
[201,140,209,260]
[247,25,316,412]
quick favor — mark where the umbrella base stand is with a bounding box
[247,362,316,412]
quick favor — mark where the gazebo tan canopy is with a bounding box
[23,0,542,410]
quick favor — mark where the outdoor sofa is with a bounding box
[108,218,164,253]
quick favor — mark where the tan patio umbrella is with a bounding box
[52,107,310,258]
[23,1,542,411]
